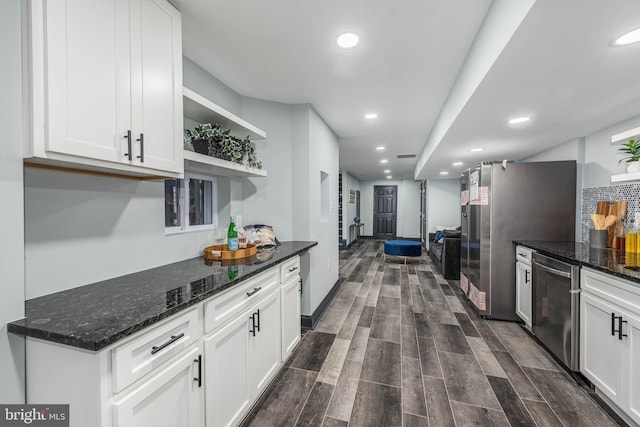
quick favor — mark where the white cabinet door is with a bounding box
[580,293,624,404]
[33,0,128,162]
[204,311,251,427]
[248,289,282,396]
[624,311,640,425]
[26,0,182,176]
[129,0,183,173]
[280,275,301,361]
[515,260,532,328]
[113,346,203,427]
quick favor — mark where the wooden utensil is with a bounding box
[591,214,605,230]
[603,215,617,229]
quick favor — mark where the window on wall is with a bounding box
[165,172,217,233]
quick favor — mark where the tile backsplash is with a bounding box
[582,183,640,242]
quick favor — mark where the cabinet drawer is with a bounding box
[280,256,300,283]
[515,246,534,264]
[581,267,640,314]
[204,267,279,333]
[112,308,200,393]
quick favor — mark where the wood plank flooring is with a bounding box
[241,240,623,427]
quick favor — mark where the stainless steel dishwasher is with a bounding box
[532,252,580,371]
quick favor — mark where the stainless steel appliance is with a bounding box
[532,253,580,371]
[460,161,576,320]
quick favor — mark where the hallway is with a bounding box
[242,240,621,426]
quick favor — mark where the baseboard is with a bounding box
[301,279,341,330]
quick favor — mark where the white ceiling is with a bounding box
[172,0,640,182]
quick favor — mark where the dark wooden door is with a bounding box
[373,185,397,239]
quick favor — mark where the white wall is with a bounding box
[427,179,461,233]
[584,115,640,188]
[240,97,294,240]
[0,0,25,403]
[360,179,421,238]
[292,105,340,316]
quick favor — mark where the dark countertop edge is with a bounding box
[513,240,640,285]
[8,241,318,351]
[513,241,581,265]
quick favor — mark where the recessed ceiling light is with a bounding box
[337,32,359,49]
[613,27,640,46]
[508,116,531,124]
[376,146,385,150]
[440,171,449,175]
[383,169,391,173]
[469,148,484,152]
[380,159,388,164]
[452,162,463,166]
[365,113,379,120]
[386,175,392,179]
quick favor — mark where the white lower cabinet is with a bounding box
[580,267,640,425]
[113,346,203,427]
[281,275,302,360]
[515,246,533,329]
[204,288,281,427]
[23,260,303,427]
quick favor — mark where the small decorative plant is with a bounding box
[186,123,262,169]
[618,138,640,164]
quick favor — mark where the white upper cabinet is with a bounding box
[24,0,183,178]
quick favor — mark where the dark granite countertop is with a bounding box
[514,240,640,285]
[8,241,317,351]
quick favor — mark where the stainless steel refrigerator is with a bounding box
[460,161,576,321]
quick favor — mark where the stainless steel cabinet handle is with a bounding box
[151,332,184,355]
[194,354,202,387]
[534,262,571,278]
[246,287,262,297]
[124,130,132,160]
[136,133,144,162]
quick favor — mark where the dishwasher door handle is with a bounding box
[534,262,572,278]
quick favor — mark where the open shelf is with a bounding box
[183,150,267,178]
[611,171,640,183]
[183,87,267,140]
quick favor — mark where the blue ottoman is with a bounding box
[384,240,422,264]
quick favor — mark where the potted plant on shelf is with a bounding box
[618,138,640,173]
[186,123,223,156]
[186,123,262,170]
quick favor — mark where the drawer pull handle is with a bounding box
[246,287,262,297]
[194,354,202,387]
[151,332,185,355]
[618,317,628,340]
[288,266,299,272]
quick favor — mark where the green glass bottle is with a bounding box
[228,216,238,250]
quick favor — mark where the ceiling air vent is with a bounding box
[397,154,417,159]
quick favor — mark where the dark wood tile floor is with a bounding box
[241,240,623,427]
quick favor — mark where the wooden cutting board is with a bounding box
[609,200,628,249]
[596,201,611,216]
